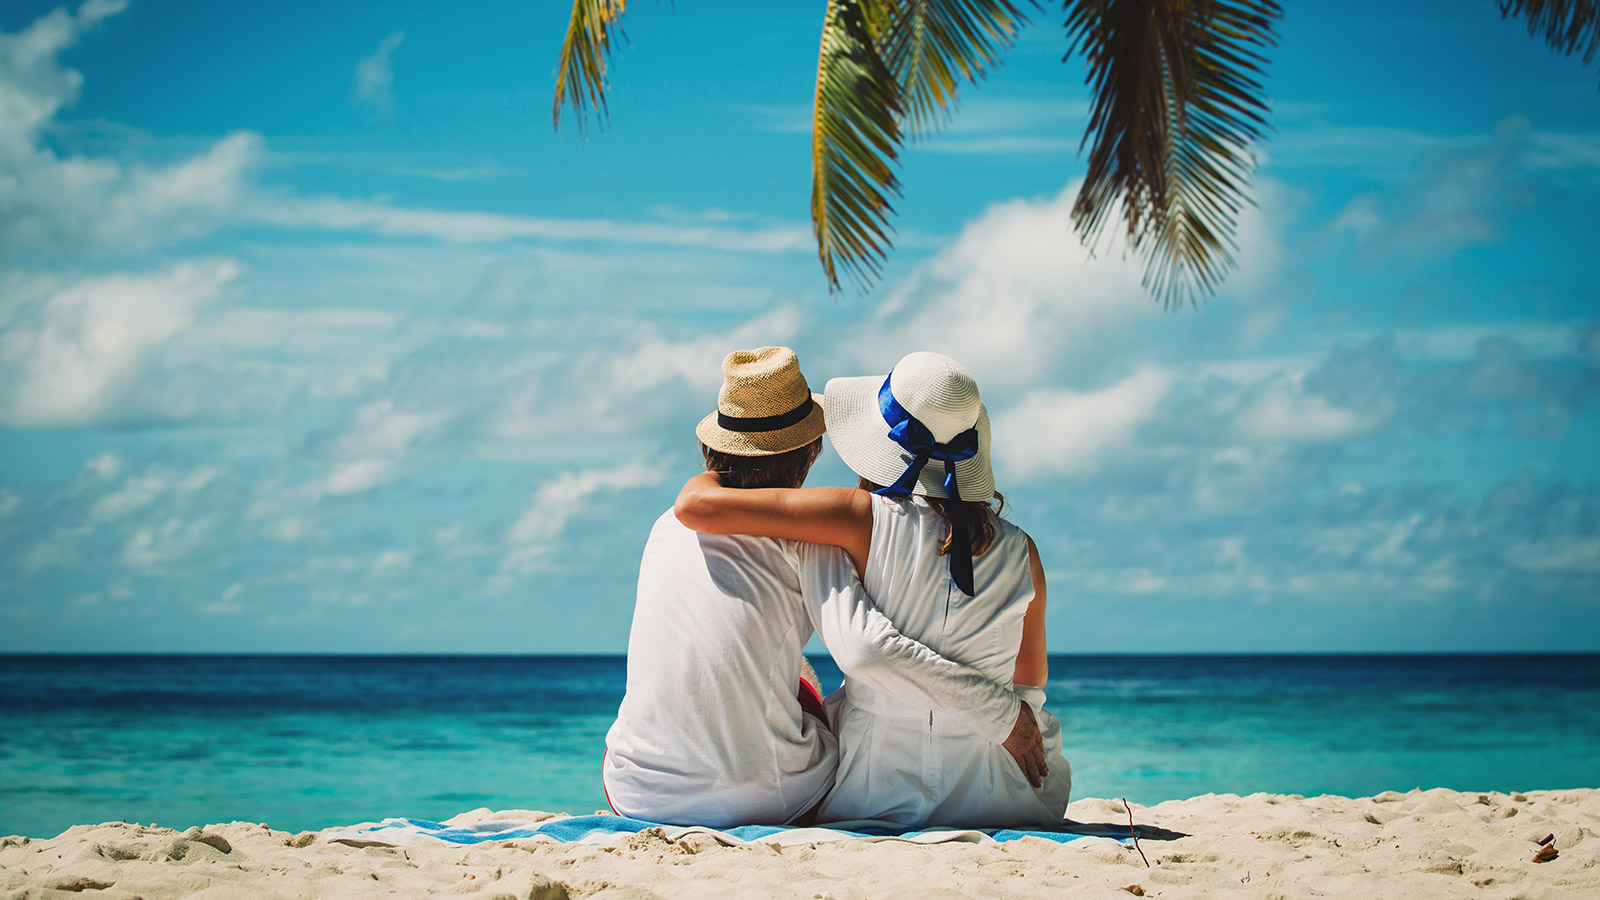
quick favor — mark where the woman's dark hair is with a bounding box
[859,478,1005,557]
[701,438,823,489]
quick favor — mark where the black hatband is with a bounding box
[717,397,814,433]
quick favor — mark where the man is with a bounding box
[601,346,1043,827]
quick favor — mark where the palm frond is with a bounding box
[813,0,905,291]
[882,0,1033,134]
[1499,0,1600,84]
[1065,0,1281,307]
[553,0,629,132]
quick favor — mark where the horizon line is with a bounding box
[2,650,1596,658]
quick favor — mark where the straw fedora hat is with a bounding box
[696,346,827,456]
[822,351,995,500]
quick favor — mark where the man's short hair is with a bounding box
[701,438,822,490]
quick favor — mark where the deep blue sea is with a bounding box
[3,654,1597,839]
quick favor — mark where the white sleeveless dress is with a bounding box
[816,495,1073,827]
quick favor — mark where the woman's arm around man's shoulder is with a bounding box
[674,472,873,575]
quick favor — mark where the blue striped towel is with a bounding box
[323,811,1128,849]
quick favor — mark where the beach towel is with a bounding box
[323,810,1132,849]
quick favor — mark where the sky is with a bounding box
[0,0,1596,654]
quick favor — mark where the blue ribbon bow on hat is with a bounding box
[872,374,979,596]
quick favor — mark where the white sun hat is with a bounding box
[821,351,995,501]
[696,346,827,456]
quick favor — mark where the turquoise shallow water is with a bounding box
[2,654,1596,838]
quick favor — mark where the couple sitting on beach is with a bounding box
[602,347,1072,828]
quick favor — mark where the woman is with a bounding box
[675,351,1071,828]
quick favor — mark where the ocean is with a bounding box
[2,654,1596,839]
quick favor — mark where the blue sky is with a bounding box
[0,0,1596,654]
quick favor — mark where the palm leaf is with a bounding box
[1499,0,1600,84]
[1065,0,1281,307]
[553,0,629,131]
[882,0,1033,134]
[813,0,905,291]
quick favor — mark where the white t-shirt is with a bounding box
[603,509,1025,828]
[816,495,1073,827]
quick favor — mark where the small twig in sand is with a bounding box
[1122,798,1150,868]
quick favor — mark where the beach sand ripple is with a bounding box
[2,789,1596,899]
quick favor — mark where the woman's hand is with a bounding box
[1002,702,1048,788]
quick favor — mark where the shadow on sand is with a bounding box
[1063,820,1190,841]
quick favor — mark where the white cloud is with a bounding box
[940,99,1092,136]
[370,549,413,578]
[245,457,407,532]
[320,398,447,460]
[1365,515,1423,567]
[354,31,404,109]
[6,6,794,271]
[610,306,803,394]
[21,530,79,573]
[1330,194,1381,241]
[497,459,664,580]
[431,521,491,561]
[82,451,121,479]
[0,4,261,255]
[0,272,414,430]
[318,458,400,496]
[0,259,241,426]
[0,5,814,444]
[833,182,1152,392]
[235,289,795,557]
[1232,372,1384,443]
[1268,124,1477,171]
[199,582,245,615]
[993,368,1174,479]
[1505,536,1600,575]
[1524,130,1600,173]
[505,460,663,547]
[312,588,371,606]
[0,1,128,157]
[86,464,222,522]
[97,132,261,243]
[460,305,812,467]
[752,97,1091,154]
[1072,568,1170,596]
[121,515,215,569]
[7,460,238,579]
[830,177,1281,393]
[1272,117,1600,185]
[263,515,307,542]
[178,467,222,493]
[186,303,410,410]
[1312,116,1550,260]
[0,487,21,518]
[1390,323,1581,362]
[251,195,814,253]
[88,473,167,523]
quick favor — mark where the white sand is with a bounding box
[3,789,1596,899]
